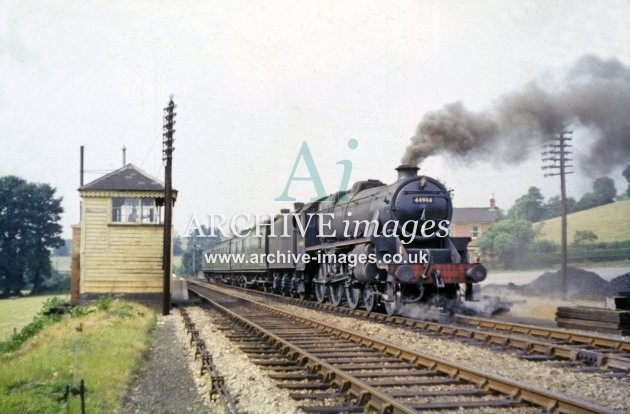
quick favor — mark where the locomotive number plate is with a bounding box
[413,196,433,204]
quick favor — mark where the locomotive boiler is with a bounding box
[202,165,487,316]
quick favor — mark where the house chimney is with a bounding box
[489,194,496,211]
[396,164,419,181]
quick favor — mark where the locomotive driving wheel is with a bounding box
[314,265,327,303]
[280,275,290,296]
[314,282,327,303]
[295,279,306,300]
[345,284,361,309]
[362,283,378,312]
[383,281,402,316]
[328,283,344,306]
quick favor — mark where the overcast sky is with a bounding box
[1,1,629,238]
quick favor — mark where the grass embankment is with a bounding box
[537,199,630,243]
[0,298,156,413]
[0,295,69,342]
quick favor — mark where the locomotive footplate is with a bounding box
[388,263,486,285]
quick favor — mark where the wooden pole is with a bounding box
[559,132,568,300]
[162,97,176,315]
[542,130,572,300]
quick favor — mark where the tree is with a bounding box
[573,230,598,245]
[52,239,71,256]
[179,225,220,275]
[173,235,183,256]
[592,177,616,204]
[475,219,535,268]
[0,176,64,296]
[574,176,616,212]
[573,229,598,259]
[623,164,630,198]
[541,195,575,219]
[508,187,545,222]
[573,192,599,211]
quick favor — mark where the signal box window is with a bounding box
[112,197,162,224]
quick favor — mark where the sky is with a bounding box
[1,0,629,238]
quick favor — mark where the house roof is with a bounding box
[452,207,498,224]
[79,164,170,192]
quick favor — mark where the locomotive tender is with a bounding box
[202,165,487,316]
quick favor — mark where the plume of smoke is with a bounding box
[402,55,630,173]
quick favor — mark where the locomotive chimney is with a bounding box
[395,164,419,181]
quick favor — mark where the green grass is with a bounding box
[0,299,156,413]
[0,295,69,342]
[537,199,630,244]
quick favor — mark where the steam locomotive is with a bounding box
[202,165,487,316]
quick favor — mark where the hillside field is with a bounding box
[537,199,630,244]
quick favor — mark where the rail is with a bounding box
[187,281,620,414]
[186,278,630,374]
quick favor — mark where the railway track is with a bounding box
[186,278,630,376]
[454,316,630,373]
[187,281,619,413]
[177,306,238,413]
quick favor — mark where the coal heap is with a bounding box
[523,266,609,299]
[608,273,630,296]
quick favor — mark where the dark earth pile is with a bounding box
[523,267,609,299]
[608,273,630,296]
[484,270,629,300]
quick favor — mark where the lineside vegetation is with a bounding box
[0,298,156,413]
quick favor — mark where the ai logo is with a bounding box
[275,139,358,201]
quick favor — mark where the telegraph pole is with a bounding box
[192,243,197,277]
[162,97,176,315]
[80,146,84,219]
[542,130,573,300]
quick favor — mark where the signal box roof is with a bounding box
[79,163,174,193]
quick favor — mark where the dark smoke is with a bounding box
[402,55,630,173]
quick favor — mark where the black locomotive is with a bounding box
[202,165,486,316]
